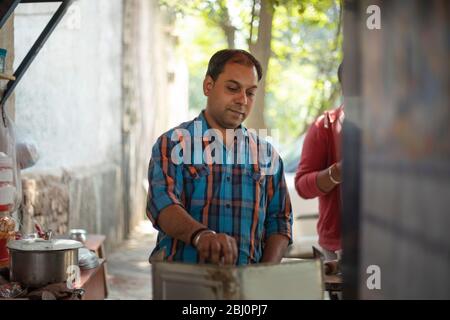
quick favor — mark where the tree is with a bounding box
[247,0,273,130]
[160,0,343,143]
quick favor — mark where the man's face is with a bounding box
[203,62,259,129]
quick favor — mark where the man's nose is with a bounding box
[235,89,247,105]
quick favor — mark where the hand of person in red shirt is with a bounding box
[324,259,340,275]
[333,161,342,182]
[315,161,343,194]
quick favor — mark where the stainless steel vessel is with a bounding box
[69,229,87,244]
[7,239,83,288]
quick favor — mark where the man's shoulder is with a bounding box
[309,104,344,132]
[325,104,344,123]
[245,129,284,171]
[154,118,198,145]
[312,113,328,131]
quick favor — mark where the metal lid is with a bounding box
[7,238,83,251]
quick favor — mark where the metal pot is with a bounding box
[7,239,83,288]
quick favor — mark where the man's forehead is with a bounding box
[220,62,258,87]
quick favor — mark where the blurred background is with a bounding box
[3,0,340,255]
[1,0,448,300]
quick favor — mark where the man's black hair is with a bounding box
[206,49,263,82]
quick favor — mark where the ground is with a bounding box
[106,220,157,300]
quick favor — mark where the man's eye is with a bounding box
[247,92,255,97]
[227,87,239,92]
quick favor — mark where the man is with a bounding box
[146,49,293,265]
[295,63,344,261]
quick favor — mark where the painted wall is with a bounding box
[13,0,123,169]
[9,0,188,252]
[10,0,125,252]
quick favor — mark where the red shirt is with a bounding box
[295,105,344,251]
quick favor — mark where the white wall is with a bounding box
[11,0,189,247]
[13,0,123,170]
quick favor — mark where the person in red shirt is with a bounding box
[295,63,344,261]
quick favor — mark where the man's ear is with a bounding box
[203,75,214,96]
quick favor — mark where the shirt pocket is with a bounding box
[241,166,267,217]
[182,164,211,216]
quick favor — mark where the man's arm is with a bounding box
[147,135,237,265]
[261,234,290,263]
[157,204,206,245]
[158,204,238,265]
[263,157,293,263]
[295,118,339,198]
[315,160,342,193]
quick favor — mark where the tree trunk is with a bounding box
[219,4,236,48]
[247,0,273,131]
[221,23,236,49]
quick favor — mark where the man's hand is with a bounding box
[332,161,342,182]
[158,206,238,265]
[324,260,340,275]
[196,232,238,265]
[316,161,342,194]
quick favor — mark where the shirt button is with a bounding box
[226,176,231,182]
[226,203,231,209]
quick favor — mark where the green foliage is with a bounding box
[161,0,343,146]
[266,0,343,143]
[175,15,228,112]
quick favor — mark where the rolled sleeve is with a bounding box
[265,159,293,245]
[295,171,327,199]
[146,135,184,231]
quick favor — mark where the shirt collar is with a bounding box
[196,110,249,139]
[327,104,345,124]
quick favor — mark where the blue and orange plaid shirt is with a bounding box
[146,111,292,265]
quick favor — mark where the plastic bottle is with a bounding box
[0,48,6,74]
